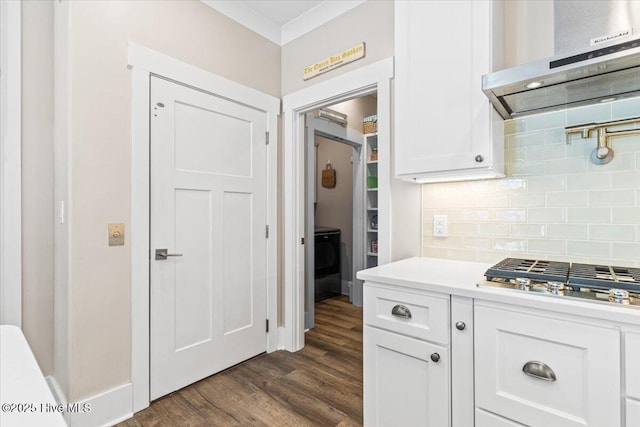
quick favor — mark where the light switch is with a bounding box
[108,223,125,246]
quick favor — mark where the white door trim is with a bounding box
[282,58,393,351]
[0,0,22,326]
[128,43,279,412]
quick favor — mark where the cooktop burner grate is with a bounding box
[485,258,570,282]
[568,263,640,292]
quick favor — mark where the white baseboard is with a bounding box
[65,382,133,427]
[46,375,66,406]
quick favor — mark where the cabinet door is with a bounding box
[364,326,449,426]
[475,303,620,427]
[626,332,640,399]
[394,0,503,179]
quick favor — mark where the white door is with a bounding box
[150,76,268,399]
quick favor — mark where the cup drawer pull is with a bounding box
[391,304,412,319]
[522,361,556,382]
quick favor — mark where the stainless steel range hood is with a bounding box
[483,1,640,120]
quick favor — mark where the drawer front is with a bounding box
[475,408,524,427]
[626,332,640,399]
[475,303,621,427]
[364,284,449,345]
[628,398,640,426]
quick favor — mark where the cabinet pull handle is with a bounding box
[455,321,466,331]
[391,304,412,319]
[522,361,556,382]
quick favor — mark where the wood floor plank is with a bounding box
[119,295,363,426]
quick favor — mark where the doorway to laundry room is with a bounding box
[304,94,377,330]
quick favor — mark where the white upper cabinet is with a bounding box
[394,0,504,183]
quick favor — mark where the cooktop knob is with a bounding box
[608,289,630,304]
[515,278,530,291]
[547,281,565,295]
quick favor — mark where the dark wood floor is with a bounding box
[118,295,363,426]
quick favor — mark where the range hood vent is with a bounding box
[483,1,640,120]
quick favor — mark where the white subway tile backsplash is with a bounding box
[507,131,544,149]
[525,144,565,162]
[476,223,509,237]
[528,207,566,222]
[493,208,526,222]
[566,103,611,126]
[567,207,611,223]
[493,239,527,252]
[589,189,636,207]
[526,110,566,131]
[546,191,588,207]
[589,224,636,242]
[504,118,526,135]
[510,224,546,238]
[586,153,636,172]
[460,210,491,222]
[527,176,565,192]
[528,239,566,255]
[547,224,588,239]
[510,193,545,207]
[612,207,640,224]
[545,157,588,174]
[462,237,492,250]
[566,173,611,191]
[508,161,546,177]
[566,241,610,258]
[611,96,640,120]
[611,243,640,260]
[421,98,640,266]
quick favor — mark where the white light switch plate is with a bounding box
[433,214,448,237]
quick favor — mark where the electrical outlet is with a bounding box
[433,214,448,237]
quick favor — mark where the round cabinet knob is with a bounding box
[474,155,484,163]
[430,353,440,363]
[455,321,466,331]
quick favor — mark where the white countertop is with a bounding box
[0,325,67,427]
[357,257,640,326]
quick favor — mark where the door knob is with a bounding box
[155,249,183,260]
[455,321,466,331]
[430,353,440,363]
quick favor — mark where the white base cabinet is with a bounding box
[475,303,620,427]
[363,278,639,426]
[364,327,449,426]
[363,284,474,427]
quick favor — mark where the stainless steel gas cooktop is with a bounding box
[478,258,640,308]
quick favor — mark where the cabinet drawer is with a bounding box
[475,304,621,427]
[628,398,640,426]
[475,408,524,427]
[626,332,640,399]
[364,285,449,345]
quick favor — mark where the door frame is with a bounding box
[127,43,280,412]
[305,114,365,329]
[282,58,393,352]
[0,0,21,327]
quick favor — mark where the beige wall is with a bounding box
[61,0,280,402]
[22,0,54,376]
[281,0,394,96]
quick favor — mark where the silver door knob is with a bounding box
[430,353,440,363]
[455,321,466,331]
[155,249,183,260]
